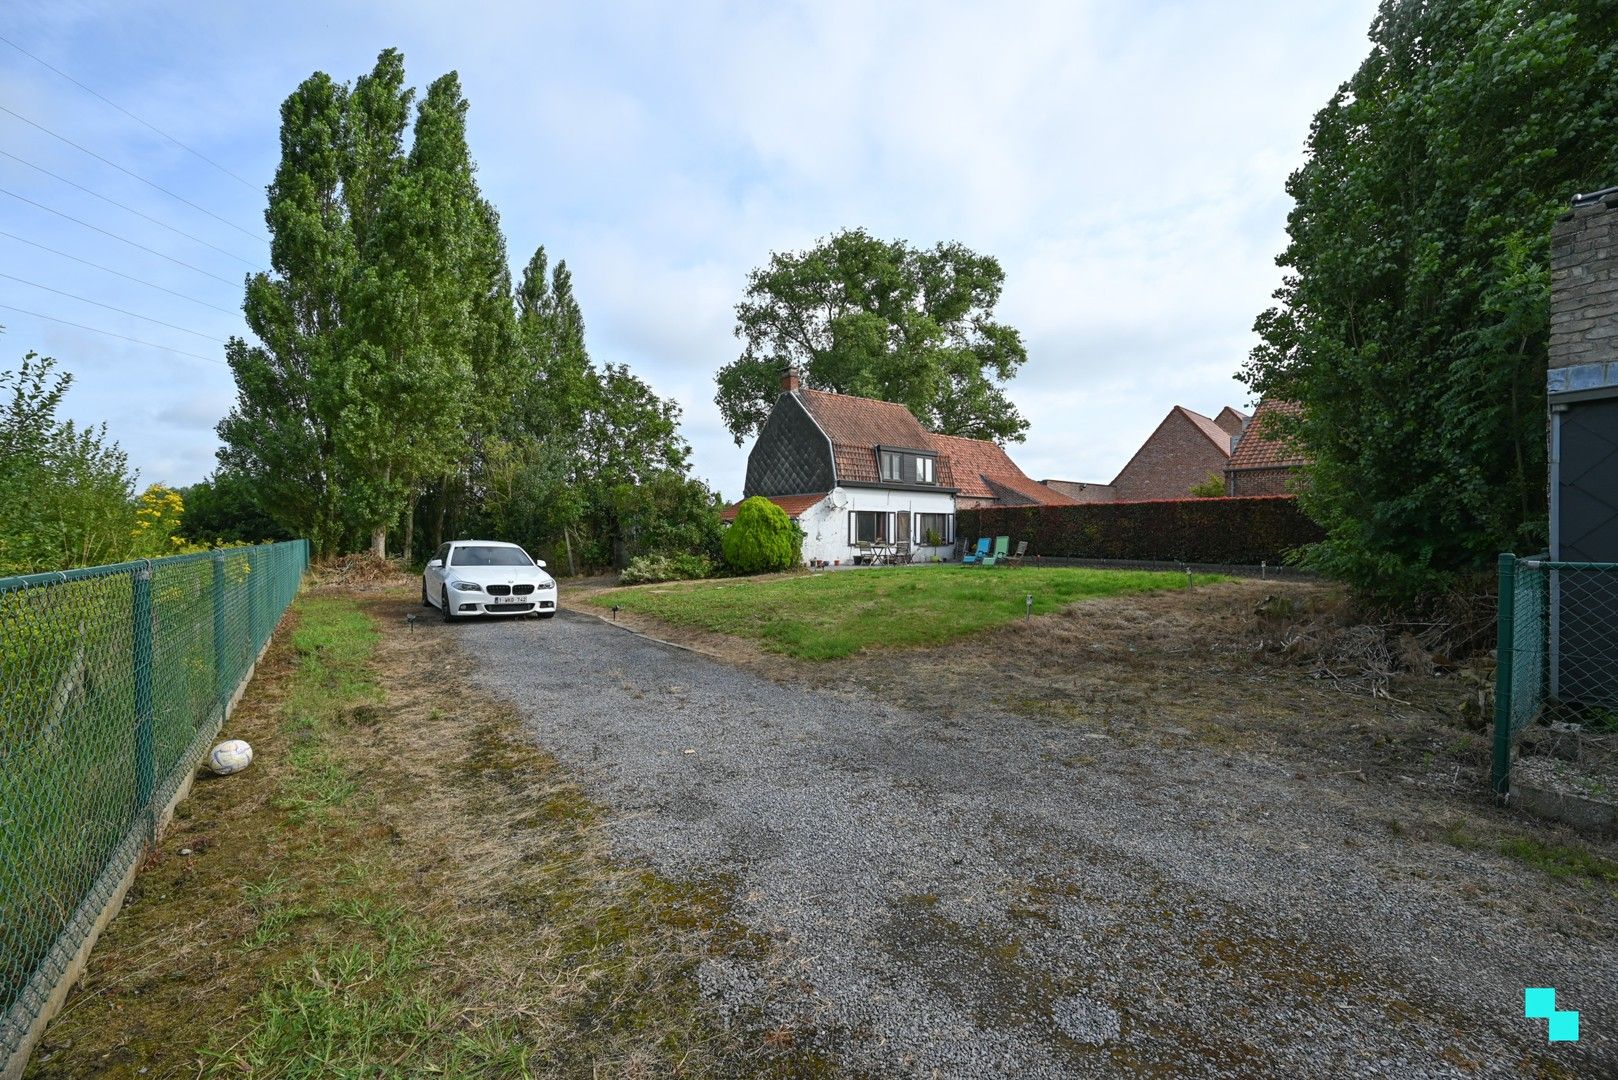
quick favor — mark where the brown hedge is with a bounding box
[957,496,1322,566]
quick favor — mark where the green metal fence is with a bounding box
[1493,552,1618,797]
[0,539,308,1066]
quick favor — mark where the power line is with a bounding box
[0,229,240,316]
[0,303,226,365]
[0,32,256,190]
[0,103,268,243]
[1,148,262,267]
[0,230,241,316]
[0,185,242,287]
[0,272,226,343]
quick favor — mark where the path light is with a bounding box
[1185,565,1194,589]
[405,613,417,631]
[611,605,621,622]
[1261,560,1268,581]
[1026,594,1032,621]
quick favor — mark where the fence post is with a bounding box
[132,561,156,829]
[212,552,227,719]
[1491,553,1516,802]
[247,547,260,655]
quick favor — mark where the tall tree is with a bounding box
[1242,0,1618,605]
[714,228,1030,445]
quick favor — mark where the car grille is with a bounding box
[512,583,535,595]
[489,602,534,612]
[486,584,511,596]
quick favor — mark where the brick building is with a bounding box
[1044,405,1246,502]
[1224,399,1307,496]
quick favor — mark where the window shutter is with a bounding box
[848,511,855,544]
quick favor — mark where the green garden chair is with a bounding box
[980,535,1010,567]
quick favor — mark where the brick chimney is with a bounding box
[781,364,801,393]
[1549,187,1618,392]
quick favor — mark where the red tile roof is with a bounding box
[925,432,1078,506]
[1227,399,1307,471]
[1176,406,1236,456]
[796,389,936,484]
[720,492,828,522]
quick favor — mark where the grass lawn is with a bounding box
[588,565,1226,661]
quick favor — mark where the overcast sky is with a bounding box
[1,1,1379,500]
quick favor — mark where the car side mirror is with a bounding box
[427,559,442,569]
[534,559,547,569]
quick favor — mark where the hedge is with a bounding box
[957,496,1323,566]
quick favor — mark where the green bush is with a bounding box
[720,497,802,574]
[619,552,714,585]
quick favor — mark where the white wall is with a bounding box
[796,488,958,565]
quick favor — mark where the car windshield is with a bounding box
[450,545,532,567]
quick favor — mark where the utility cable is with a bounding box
[0,303,226,365]
[0,148,262,267]
[0,103,267,243]
[0,230,241,316]
[0,186,241,287]
[0,272,227,342]
[0,32,255,188]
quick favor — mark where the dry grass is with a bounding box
[26,589,826,1079]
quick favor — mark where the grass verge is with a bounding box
[587,565,1224,660]
[27,592,824,1079]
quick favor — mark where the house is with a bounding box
[1223,398,1307,496]
[723,367,1074,564]
[1042,405,1247,503]
[1546,187,1618,704]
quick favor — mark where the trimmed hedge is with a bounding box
[958,496,1322,566]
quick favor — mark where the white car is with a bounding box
[422,540,559,622]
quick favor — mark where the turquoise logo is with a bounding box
[1525,988,1579,1042]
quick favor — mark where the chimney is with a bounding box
[781,364,801,393]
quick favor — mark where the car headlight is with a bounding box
[450,580,482,592]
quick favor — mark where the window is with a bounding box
[915,513,953,546]
[917,455,934,483]
[880,450,903,482]
[849,511,893,544]
[878,449,936,484]
[451,544,534,567]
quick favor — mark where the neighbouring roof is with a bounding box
[720,492,828,522]
[925,432,1078,506]
[1226,399,1307,471]
[1213,406,1248,439]
[1176,406,1237,457]
[1042,479,1117,503]
[795,389,944,485]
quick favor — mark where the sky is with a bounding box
[1,0,1380,500]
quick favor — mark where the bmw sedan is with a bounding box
[422,540,559,621]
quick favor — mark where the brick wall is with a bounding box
[1551,191,1618,377]
[1111,410,1229,500]
[1226,466,1296,496]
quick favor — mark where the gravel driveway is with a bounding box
[452,610,1614,1078]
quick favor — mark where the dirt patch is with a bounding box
[26,587,825,1079]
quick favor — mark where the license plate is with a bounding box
[495,596,521,605]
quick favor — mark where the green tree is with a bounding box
[715,228,1030,445]
[721,496,801,574]
[0,350,136,573]
[181,469,293,545]
[1242,0,1618,605]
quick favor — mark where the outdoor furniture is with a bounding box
[1003,540,1028,567]
[980,535,1010,567]
[892,539,912,565]
[961,538,990,564]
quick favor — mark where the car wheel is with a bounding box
[422,579,432,607]
[441,587,456,623]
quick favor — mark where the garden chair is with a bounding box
[1002,540,1028,567]
[892,539,912,565]
[960,537,990,564]
[980,535,1010,567]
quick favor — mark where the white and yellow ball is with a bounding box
[208,739,254,775]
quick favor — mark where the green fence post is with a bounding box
[1491,553,1516,801]
[132,561,156,826]
[247,547,260,656]
[212,552,227,720]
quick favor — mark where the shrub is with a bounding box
[721,497,802,574]
[958,496,1322,565]
[619,552,715,585]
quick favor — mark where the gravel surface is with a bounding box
[451,610,1615,1078]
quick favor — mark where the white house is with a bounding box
[721,368,1075,565]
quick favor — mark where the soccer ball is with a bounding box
[208,739,254,775]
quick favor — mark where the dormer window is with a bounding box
[878,447,937,485]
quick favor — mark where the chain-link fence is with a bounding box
[0,540,308,1071]
[1493,552,1618,797]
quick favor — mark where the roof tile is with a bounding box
[1227,399,1307,471]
